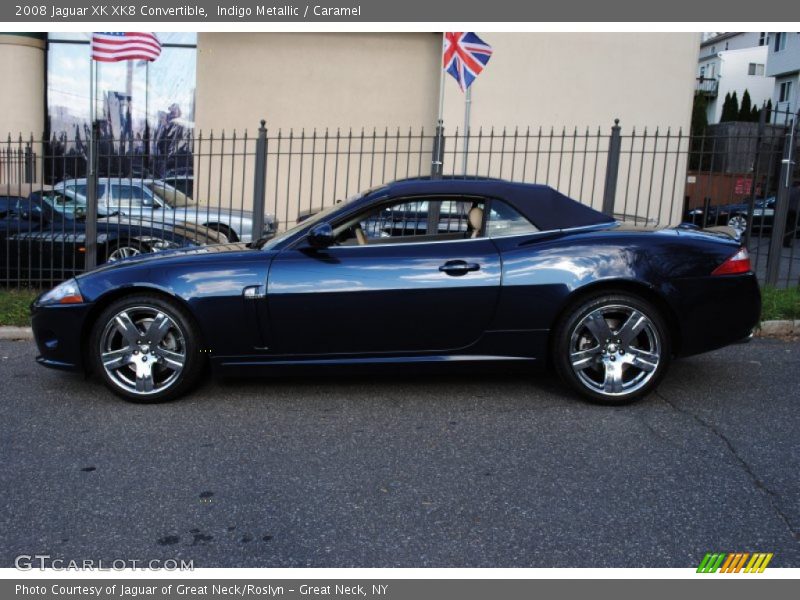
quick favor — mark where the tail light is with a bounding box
[712,247,751,276]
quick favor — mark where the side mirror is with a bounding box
[307,222,334,249]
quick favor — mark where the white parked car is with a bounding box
[54,178,278,243]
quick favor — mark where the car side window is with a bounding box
[63,183,106,201]
[486,201,539,237]
[334,197,485,246]
[110,184,153,208]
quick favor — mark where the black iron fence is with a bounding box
[2,111,799,289]
[684,107,800,288]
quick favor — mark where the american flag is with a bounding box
[91,32,162,62]
[443,32,493,92]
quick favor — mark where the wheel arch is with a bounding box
[550,278,682,358]
[80,285,205,374]
[202,222,238,242]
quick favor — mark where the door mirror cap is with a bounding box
[307,222,334,248]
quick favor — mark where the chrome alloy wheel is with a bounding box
[568,304,661,397]
[99,306,186,396]
[107,245,141,262]
[727,215,748,235]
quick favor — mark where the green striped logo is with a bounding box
[697,552,773,573]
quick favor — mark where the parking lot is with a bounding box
[1,338,798,568]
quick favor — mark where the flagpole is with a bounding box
[462,86,472,175]
[88,53,94,165]
[431,31,446,179]
[437,32,446,126]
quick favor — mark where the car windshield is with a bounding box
[145,181,196,208]
[257,193,364,250]
[58,184,114,218]
[39,191,86,217]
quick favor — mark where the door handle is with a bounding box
[439,260,480,276]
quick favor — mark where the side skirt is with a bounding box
[211,354,537,377]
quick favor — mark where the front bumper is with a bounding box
[30,302,93,372]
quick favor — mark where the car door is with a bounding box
[109,182,156,219]
[264,197,502,356]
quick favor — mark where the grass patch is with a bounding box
[0,289,38,327]
[761,286,800,322]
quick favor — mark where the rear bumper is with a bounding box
[671,273,760,357]
[30,303,92,372]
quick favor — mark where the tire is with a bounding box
[105,240,144,263]
[552,292,671,406]
[89,294,204,403]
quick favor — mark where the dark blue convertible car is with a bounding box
[31,177,760,405]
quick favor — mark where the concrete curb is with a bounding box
[1,320,799,342]
[756,320,800,337]
[0,326,33,340]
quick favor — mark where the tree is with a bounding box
[690,93,710,170]
[720,92,733,122]
[739,89,753,121]
[721,91,741,122]
[765,99,773,123]
[751,105,760,122]
[691,93,709,134]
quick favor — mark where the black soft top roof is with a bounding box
[374,178,615,231]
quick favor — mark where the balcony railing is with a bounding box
[695,77,719,97]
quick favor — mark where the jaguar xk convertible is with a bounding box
[31,177,761,405]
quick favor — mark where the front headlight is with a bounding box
[37,278,84,306]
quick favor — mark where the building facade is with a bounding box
[696,32,774,123]
[766,32,800,119]
[1,32,699,227]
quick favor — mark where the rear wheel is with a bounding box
[552,293,671,405]
[90,294,204,403]
[727,214,748,236]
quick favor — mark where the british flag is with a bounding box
[443,32,493,92]
[91,32,162,62]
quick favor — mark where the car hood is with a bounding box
[78,241,254,277]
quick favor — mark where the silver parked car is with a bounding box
[54,178,278,243]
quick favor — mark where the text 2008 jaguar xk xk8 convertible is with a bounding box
[31,177,760,405]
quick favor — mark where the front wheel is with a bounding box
[552,293,671,405]
[105,240,144,263]
[90,295,204,403]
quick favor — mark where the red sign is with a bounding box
[734,177,751,195]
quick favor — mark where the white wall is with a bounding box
[194,32,700,227]
[442,32,698,131]
[710,46,773,122]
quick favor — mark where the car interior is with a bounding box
[332,198,486,246]
[331,197,539,246]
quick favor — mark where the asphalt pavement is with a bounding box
[1,338,798,568]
